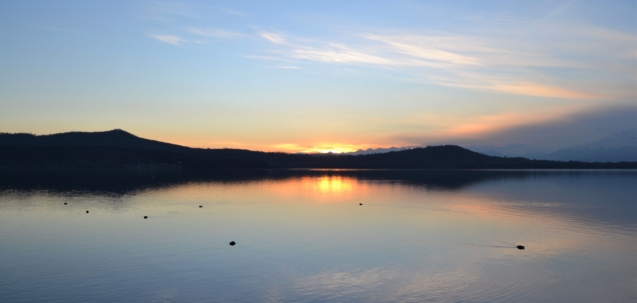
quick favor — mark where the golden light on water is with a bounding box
[156,175,370,204]
[299,176,363,203]
[315,176,354,194]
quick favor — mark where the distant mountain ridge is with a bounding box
[584,130,637,149]
[348,147,409,155]
[465,144,549,158]
[1,129,635,169]
[541,130,637,162]
[465,130,637,162]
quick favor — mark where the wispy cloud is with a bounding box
[488,82,601,99]
[150,34,186,45]
[291,44,396,65]
[423,72,603,99]
[251,22,635,99]
[260,32,286,44]
[139,1,635,100]
[187,27,243,38]
[363,34,481,65]
[449,104,637,149]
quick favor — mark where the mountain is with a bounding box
[0,130,635,169]
[542,130,637,162]
[466,144,549,158]
[0,129,189,153]
[466,131,637,162]
[348,147,408,155]
[0,130,267,169]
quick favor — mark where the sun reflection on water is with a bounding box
[301,176,364,203]
[1,172,636,302]
[316,176,353,194]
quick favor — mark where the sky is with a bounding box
[1,0,635,153]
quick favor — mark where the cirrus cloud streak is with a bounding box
[254,22,635,99]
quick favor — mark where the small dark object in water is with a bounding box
[144,216,148,219]
[359,203,363,206]
[64,203,67,205]
[86,210,89,213]
[517,245,525,250]
[229,241,236,246]
[199,205,203,208]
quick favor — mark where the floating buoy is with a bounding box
[144,216,148,219]
[199,205,203,208]
[517,245,525,250]
[229,241,236,246]
[359,203,363,206]
[86,210,89,213]
[64,203,67,205]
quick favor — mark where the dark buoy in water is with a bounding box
[64,203,67,205]
[144,216,148,219]
[199,205,203,208]
[86,210,89,213]
[359,203,363,206]
[229,241,236,246]
[517,245,525,250]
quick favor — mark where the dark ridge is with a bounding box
[1,130,636,170]
[0,129,188,153]
[0,146,266,169]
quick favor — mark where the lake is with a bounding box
[0,169,635,302]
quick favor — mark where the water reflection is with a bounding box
[1,168,605,195]
[314,176,353,195]
[0,169,635,302]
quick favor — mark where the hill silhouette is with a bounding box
[0,129,189,152]
[1,130,635,169]
[0,130,266,169]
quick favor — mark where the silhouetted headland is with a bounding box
[1,129,636,170]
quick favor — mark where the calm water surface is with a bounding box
[0,170,635,302]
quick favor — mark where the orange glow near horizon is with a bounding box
[118,104,608,154]
[300,145,360,154]
[437,104,594,139]
[166,138,367,153]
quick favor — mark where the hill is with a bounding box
[1,130,636,169]
[0,129,190,152]
[0,130,267,169]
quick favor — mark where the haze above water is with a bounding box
[0,170,635,302]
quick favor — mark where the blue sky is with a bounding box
[1,0,635,152]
